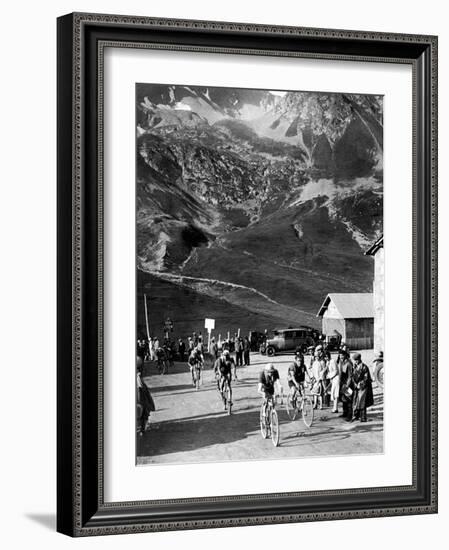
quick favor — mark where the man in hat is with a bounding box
[351,352,374,422]
[337,348,354,420]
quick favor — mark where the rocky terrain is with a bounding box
[136,84,383,338]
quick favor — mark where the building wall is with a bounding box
[345,318,374,350]
[323,301,343,319]
[373,247,385,352]
[322,317,346,341]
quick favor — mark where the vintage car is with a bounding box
[264,327,317,356]
[249,331,267,352]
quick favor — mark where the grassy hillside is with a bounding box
[136,271,311,341]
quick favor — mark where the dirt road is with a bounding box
[137,352,383,465]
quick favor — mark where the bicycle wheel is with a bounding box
[374,363,384,389]
[195,368,200,390]
[301,395,314,428]
[286,392,298,421]
[226,384,232,415]
[260,404,268,439]
[271,409,280,447]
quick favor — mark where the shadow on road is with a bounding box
[137,408,262,458]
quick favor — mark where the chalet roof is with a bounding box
[317,293,374,319]
[365,234,384,256]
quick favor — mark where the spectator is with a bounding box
[235,337,243,366]
[137,339,146,362]
[338,349,354,420]
[351,352,374,422]
[327,355,340,413]
[137,357,155,435]
[212,338,219,360]
[188,336,194,354]
[243,336,250,366]
[311,345,328,409]
[178,338,186,362]
[148,336,155,361]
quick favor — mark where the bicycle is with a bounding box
[285,383,314,428]
[260,395,280,447]
[157,355,167,375]
[192,363,203,390]
[218,376,232,415]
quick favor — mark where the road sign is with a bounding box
[204,318,215,331]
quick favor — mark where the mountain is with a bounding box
[136,85,383,338]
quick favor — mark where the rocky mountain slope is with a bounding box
[136,84,383,337]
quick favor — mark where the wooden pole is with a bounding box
[144,293,150,341]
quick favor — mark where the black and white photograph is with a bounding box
[135,83,384,464]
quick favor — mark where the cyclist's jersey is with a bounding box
[288,362,306,385]
[259,369,280,395]
[188,352,203,368]
[214,357,232,378]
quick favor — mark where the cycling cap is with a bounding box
[265,363,276,371]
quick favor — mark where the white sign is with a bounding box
[204,318,215,331]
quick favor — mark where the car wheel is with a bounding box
[266,346,275,357]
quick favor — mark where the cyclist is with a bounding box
[188,345,204,386]
[258,363,283,415]
[287,352,307,400]
[214,350,233,410]
[155,346,167,374]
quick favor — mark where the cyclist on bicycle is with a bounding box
[214,350,233,410]
[258,363,283,414]
[156,346,167,374]
[287,352,307,399]
[188,345,204,386]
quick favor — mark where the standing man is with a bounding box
[178,338,186,362]
[235,337,243,367]
[351,353,374,422]
[338,349,354,420]
[327,354,340,413]
[212,338,219,360]
[148,336,155,362]
[243,336,251,366]
[187,336,194,355]
[137,339,146,363]
[153,336,160,354]
[137,357,155,435]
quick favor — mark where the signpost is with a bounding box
[204,318,215,353]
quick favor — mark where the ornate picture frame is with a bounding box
[57,12,437,536]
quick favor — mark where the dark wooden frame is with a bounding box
[57,12,438,537]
